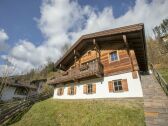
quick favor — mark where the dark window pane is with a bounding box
[119,86,123,90]
[114,81,117,86]
[118,81,122,86]
[115,86,118,91]
[14,88,28,95]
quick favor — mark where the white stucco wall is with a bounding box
[1,86,27,101]
[53,71,143,99]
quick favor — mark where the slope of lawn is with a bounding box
[11,99,145,126]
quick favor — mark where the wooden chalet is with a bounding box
[48,23,148,99]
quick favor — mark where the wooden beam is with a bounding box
[93,39,100,50]
[123,35,134,71]
[73,50,78,67]
[74,49,80,57]
[93,39,101,60]
[123,35,128,47]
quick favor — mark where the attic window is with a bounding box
[88,51,91,56]
[109,51,119,62]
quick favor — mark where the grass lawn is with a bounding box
[11,99,145,126]
[158,68,168,83]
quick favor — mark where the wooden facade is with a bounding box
[47,23,147,85]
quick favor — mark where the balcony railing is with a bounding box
[48,60,103,84]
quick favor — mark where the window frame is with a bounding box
[109,50,119,63]
[57,87,64,96]
[113,80,123,92]
[69,86,75,95]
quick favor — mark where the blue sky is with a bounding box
[0,0,134,63]
[0,0,42,46]
[0,0,167,75]
[0,0,135,47]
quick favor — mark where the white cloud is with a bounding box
[0,29,9,51]
[1,0,168,75]
[1,39,61,74]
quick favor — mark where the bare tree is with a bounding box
[153,18,168,38]
[0,59,16,98]
[153,18,168,54]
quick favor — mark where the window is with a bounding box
[57,88,64,96]
[114,80,123,92]
[108,79,128,92]
[68,85,76,95]
[14,87,28,95]
[83,84,96,94]
[88,84,93,94]
[109,51,118,62]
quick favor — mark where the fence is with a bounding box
[0,92,52,125]
[150,64,168,96]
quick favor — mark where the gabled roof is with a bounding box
[55,23,148,72]
[7,83,37,89]
[0,78,36,89]
[30,79,47,84]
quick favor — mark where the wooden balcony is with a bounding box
[48,60,103,84]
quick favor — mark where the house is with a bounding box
[0,80,37,101]
[47,23,148,99]
[30,79,47,93]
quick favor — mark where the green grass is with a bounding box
[11,99,145,126]
[158,68,168,83]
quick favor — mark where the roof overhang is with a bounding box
[7,83,37,89]
[55,23,148,72]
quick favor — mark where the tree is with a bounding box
[0,59,16,98]
[153,18,168,54]
[153,18,168,38]
[147,37,168,68]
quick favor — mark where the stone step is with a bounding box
[144,103,168,108]
[144,107,168,113]
[141,74,168,126]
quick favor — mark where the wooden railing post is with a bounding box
[150,63,168,96]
